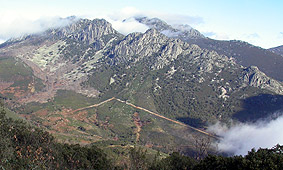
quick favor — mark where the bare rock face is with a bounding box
[108,28,189,69]
[242,66,283,94]
[55,19,119,46]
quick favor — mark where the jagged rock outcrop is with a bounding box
[135,17,173,32]
[242,66,283,94]
[108,28,188,69]
[54,18,121,49]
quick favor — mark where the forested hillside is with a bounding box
[1,103,283,169]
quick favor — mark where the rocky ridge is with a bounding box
[107,28,187,69]
[242,66,283,94]
[135,17,205,39]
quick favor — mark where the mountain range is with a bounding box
[0,16,283,155]
[134,17,283,81]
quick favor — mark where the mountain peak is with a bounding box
[54,18,119,45]
[134,16,205,39]
[134,16,172,31]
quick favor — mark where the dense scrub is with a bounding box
[1,103,283,170]
[0,105,115,170]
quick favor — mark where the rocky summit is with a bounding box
[1,17,283,154]
[135,16,205,39]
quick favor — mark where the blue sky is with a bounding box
[0,0,282,48]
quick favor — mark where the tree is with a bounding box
[192,134,212,160]
[149,152,196,170]
[128,147,149,170]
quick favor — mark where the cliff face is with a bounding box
[107,29,187,69]
[55,19,119,44]
[242,66,283,94]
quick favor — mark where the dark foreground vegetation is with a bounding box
[1,105,283,170]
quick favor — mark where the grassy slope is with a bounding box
[0,57,44,99]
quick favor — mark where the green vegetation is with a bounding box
[4,107,24,121]
[51,90,99,109]
[0,103,115,170]
[0,57,32,81]
[85,52,283,127]
[2,87,283,170]
[188,38,283,81]
[0,57,44,99]
[19,90,99,114]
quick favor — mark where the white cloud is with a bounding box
[202,31,230,40]
[0,6,278,48]
[209,113,283,155]
[161,30,182,38]
[107,6,204,26]
[104,7,204,35]
[108,7,142,20]
[277,32,283,40]
[202,32,216,37]
[238,33,261,46]
[152,13,204,26]
[246,33,260,39]
[0,15,74,41]
[0,6,204,41]
[107,17,149,35]
[0,7,149,41]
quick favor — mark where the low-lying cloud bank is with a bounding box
[0,6,204,43]
[209,113,283,155]
[105,7,203,36]
[0,16,75,42]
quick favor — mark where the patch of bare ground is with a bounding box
[23,107,105,144]
[1,86,27,98]
[133,112,142,142]
[0,81,13,91]
[73,110,89,122]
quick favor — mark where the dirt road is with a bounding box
[72,97,218,138]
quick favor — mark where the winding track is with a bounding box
[73,97,218,138]
[72,97,116,113]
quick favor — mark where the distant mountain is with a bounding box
[269,45,283,56]
[135,17,283,82]
[186,39,283,82]
[1,17,283,154]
